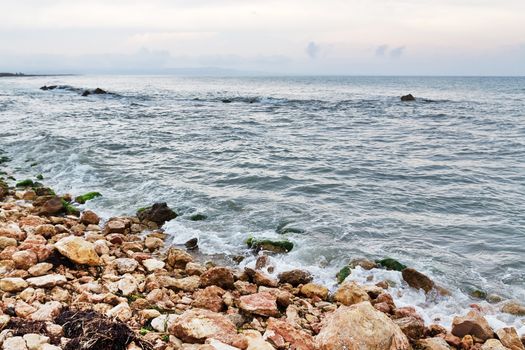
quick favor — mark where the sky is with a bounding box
[1,0,524,75]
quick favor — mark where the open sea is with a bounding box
[1,75,524,333]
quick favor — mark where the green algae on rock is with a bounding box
[246,236,294,253]
[337,266,351,284]
[189,213,207,221]
[75,191,102,204]
[376,258,407,271]
[36,174,44,180]
[16,179,34,187]
[61,199,80,216]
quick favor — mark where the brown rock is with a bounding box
[238,292,279,317]
[193,286,226,312]
[501,301,525,316]
[12,250,38,269]
[137,202,177,226]
[393,316,425,341]
[167,247,193,268]
[349,258,378,270]
[234,281,258,295]
[264,317,315,350]
[200,267,235,289]
[162,275,201,292]
[38,197,64,216]
[315,302,410,350]
[80,210,100,225]
[496,328,524,350]
[402,268,435,293]
[333,281,370,306]
[105,219,126,234]
[245,268,278,287]
[54,236,101,266]
[0,277,28,292]
[170,309,247,349]
[278,269,312,286]
[451,310,494,341]
[300,283,329,300]
[417,338,452,350]
[0,236,17,249]
[34,224,57,238]
[481,339,509,350]
[144,236,164,251]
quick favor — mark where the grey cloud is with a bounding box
[306,41,320,59]
[390,46,406,58]
[375,45,388,57]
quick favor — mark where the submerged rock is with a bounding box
[401,94,416,101]
[402,268,435,293]
[74,191,102,204]
[316,301,410,350]
[501,301,525,316]
[137,202,177,226]
[246,237,293,253]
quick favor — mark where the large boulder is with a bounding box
[54,236,101,266]
[333,281,370,306]
[137,202,177,226]
[169,309,247,349]
[501,301,525,316]
[38,196,64,216]
[451,310,494,341]
[316,301,410,350]
[496,327,525,350]
[402,268,435,293]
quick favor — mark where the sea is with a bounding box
[1,75,524,333]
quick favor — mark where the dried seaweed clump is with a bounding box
[55,309,152,350]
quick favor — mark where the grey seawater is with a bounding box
[1,76,524,329]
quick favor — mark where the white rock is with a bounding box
[142,258,165,271]
[0,278,28,292]
[28,263,53,277]
[30,301,62,321]
[3,336,28,350]
[106,303,132,322]
[114,258,139,274]
[26,274,66,288]
[23,333,50,350]
[151,314,179,332]
[118,274,138,296]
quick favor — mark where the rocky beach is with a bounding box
[1,167,524,350]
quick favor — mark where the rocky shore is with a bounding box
[0,175,524,350]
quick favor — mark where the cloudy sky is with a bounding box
[1,0,524,75]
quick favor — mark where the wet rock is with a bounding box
[0,277,28,292]
[192,286,225,312]
[333,281,371,306]
[38,196,64,216]
[54,236,101,266]
[417,337,451,350]
[451,310,494,341]
[200,267,235,289]
[74,191,102,204]
[144,236,164,251]
[278,269,312,286]
[238,292,279,317]
[167,247,194,268]
[137,202,177,226]
[80,210,100,225]
[264,317,315,350]
[501,301,525,316]
[336,266,351,284]
[300,283,329,300]
[26,274,66,288]
[185,237,199,250]
[402,268,435,293]
[393,316,425,341]
[349,258,378,270]
[495,327,524,350]
[170,309,247,348]
[245,268,278,287]
[93,87,107,94]
[246,237,293,253]
[12,250,38,269]
[316,301,410,350]
[401,94,416,101]
[376,258,407,271]
[114,258,139,274]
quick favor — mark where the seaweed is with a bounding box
[336,266,351,284]
[16,179,34,187]
[246,236,294,253]
[75,191,102,204]
[376,258,407,272]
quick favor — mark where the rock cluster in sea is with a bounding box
[0,177,524,350]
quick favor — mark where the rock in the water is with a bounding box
[278,269,312,286]
[402,268,435,293]
[349,258,378,270]
[246,237,293,253]
[401,94,415,101]
[333,281,370,306]
[316,301,410,350]
[238,292,279,317]
[451,310,494,341]
[166,247,193,268]
[376,258,407,271]
[93,88,107,94]
[137,202,177,226]
[501,301,525,316]
[54,236,101,266]
[264,317,315,350]
[185,237,199,250]
[200,267,235,289]
[170,309,247,348]
[74,191,102,204]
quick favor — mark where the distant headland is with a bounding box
[0,72,74,77]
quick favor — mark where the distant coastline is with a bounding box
[0,72,75,77]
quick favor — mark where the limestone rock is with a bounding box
[26,274,66,288]
[23,333,50,350]
[238,292,279,317]
[277,269,312,286]
[105,219,126,234]
[496,327,524,350]
[143,258,165,271]
[3,337,28,350]
[114,258,139,274]
[264,318,315,350]
[167,248,193,268]
[333,281,370,306]
[243,330,275,350]
[80,210,100,225]
[0,277,28,292]
[316,301,410,350]
[192,286,225,313]
[170,309,247,349]
[416,338,451,350]
[0,236,17,249]
[402,268,435,293]
[393,316,425,341]
[28,262,53,276]
[451,310,494,341]
[300,283,329,300]
[30,301,62,321]
[55,236,101,265]
[501,301,525,316]
[12,250,38,270]
[200,267,235,289]
[481,339,509,350]
[245,268,278,288]
[162,275,201,292]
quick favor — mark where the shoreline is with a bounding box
[0,170,524,349]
